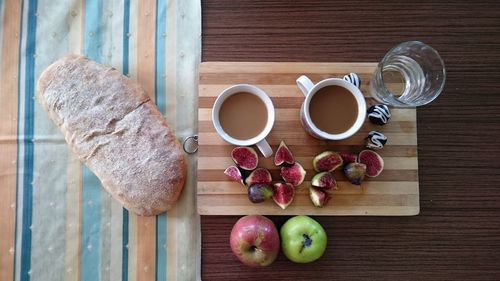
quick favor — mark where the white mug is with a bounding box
[212,84,275,157]
[296,75,366,140]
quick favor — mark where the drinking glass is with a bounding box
[370,41,446,107]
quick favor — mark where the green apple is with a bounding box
[280,215,327,263]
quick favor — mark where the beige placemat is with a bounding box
[0,0,201,280]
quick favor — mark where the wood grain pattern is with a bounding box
[197,62,419,216]
[201,0,500,280]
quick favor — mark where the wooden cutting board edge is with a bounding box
[196,61,420,216]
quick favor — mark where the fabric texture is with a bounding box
[0,0,201,280]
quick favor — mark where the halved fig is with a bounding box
[245,168,272,186]
[338,151,358,165]
[343,162,367,185]
[272,182,295,209]
[311,172,337,190]
[358,150,384,177]
[280,162,306,186]
[274,140,295,166]
[231,147,258,170]
[309,187,331,208]
[224,166,244,185]
[248,183,273,203]
[313,151,343,172]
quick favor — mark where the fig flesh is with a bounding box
[248,183,273,203]
[309,187,331,208]
[280,162,306,186]
[358,150,384,177]
[272,182,295,209]
[338,151,358,165]
[231,146,258,170]
[224,166,244,185]
[245,168,272,186]
[343,162,367,185]
[313,151,343,172]
[311,172,337,190]
[274,140,295,166]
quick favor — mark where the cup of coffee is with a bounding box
[296,75,366,140]
[212,84,275,157]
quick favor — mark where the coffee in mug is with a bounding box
[309,85,359,134]
[297,75,366,140]
[212,84,275,157]
[218,92,268,140]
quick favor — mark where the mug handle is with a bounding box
[256,139,273,158]
[296,75,315,96]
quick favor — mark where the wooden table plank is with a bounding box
[197,62,419,216]
[201,0,500,280]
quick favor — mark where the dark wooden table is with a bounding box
[200,1,500,279]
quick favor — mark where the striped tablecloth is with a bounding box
[0,1,201,280]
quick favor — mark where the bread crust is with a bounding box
[36,55,186,216]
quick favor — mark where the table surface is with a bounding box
[200,0,500,280]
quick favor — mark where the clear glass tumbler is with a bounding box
[370,41,446,107]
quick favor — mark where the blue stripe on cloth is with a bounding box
[13,0,25,279]
[81,169,102,281]
[122,0,130,76]
[155,0,166,114]
[18,0,38,280]
[155,1,167,280]
[0,0,3,57]
[122,1,130,281]
[121,209,129,281]
[155,216,166,281]
[83,0,102,62]
[81,0,103,281]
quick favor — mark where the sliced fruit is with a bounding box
[247,183,273,203]
[280,162,306,186]
[274,140,295,166]
[358,150,384,177]
[245,168,272,186]
[311,172,337,190]
[272,182,295,209]
[231,147,258,170]
[224,166,244,185]
[313,151,343,172]
[343,162,367,185]
[338,151,358,165]
[309,187,331,208]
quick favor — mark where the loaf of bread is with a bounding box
[36,55,186,216]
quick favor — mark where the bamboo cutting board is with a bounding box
[197,62,419,216]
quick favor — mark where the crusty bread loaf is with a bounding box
[36,55,186,216]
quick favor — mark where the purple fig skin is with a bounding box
[231,147,258,170]
[274,141,295,166]
[309,187,331,207]
[248,183,273,203]
[272,182,295,210]
[343,162,367,185]
[224,166,244,185]
[245,168,272,186]
[358,150,384,177]
[280,162,306,186]
[311,172,337,190]
[313,151,343,172]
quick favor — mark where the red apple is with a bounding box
[230,215,280,267]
